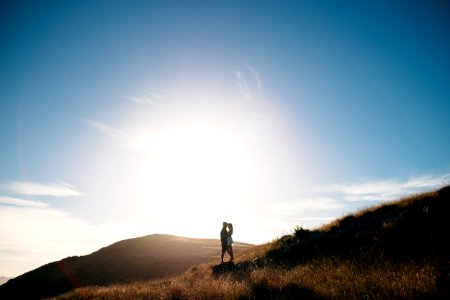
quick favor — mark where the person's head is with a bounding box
[223,222,228,228]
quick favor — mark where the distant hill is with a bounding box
[0,276,11,286]
[0,234,253,300]
[50,185,450,300]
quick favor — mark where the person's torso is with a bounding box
[220,228,227,240]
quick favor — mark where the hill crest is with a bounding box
[0,276,12,286]
[0,234,252,300]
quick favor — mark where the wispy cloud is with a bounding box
[236,65,262,100]
[128,92,161,104]
[249,197,344,235]
[83,120,124,139]
[247,65,262,94]
[324,174,449,202]
[84,119,156,152]
[261,174,449,235]
[270,197,343,213]
[0,181,81,197]
[0,196,49,208]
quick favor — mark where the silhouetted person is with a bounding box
[220,222,234,263]
[227,223,234,262]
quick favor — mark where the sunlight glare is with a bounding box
[131,121,259,238]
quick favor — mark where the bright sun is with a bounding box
[130,120,260,237]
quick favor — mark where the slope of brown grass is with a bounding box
[49,256,440,299]
[48,185,450,299]
[0,235,253,300]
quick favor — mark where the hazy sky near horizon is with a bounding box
[1,1,450,277]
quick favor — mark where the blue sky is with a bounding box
[1,1,449,277]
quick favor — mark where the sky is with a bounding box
[1,0,449,277]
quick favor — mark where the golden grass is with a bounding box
[49,186,449,299]
[50,262,251,300]
[233,239,279,263]
[50,254,439,300]
[250,258,436,299]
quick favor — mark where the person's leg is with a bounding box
[227,246,234,262]
[221,243,227,263]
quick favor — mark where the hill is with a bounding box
[49,185,450,299]
[267,184,450,263]
[0,234,253,300]
[0,276,12,286]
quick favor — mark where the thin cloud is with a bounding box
[0,181,81,197]
[259,197,343,225]
[249,198,342,238]
[83,120,124,139]
[274,197,343,212]
[83,119,159,152]
[128,92,161,104]
[84,120,143,151]
[0,196,49,208]
[235,65,263,100]
[325,174,449,202]
[247,64,262,95]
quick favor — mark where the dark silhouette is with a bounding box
[220,222,233,263]
[265,185,450,267]
[0,234,253,300]
[227,223,234,262]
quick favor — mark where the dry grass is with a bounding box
[50,255,440,300]
[49,262,251,300]
[234,239,279,263]
[250,258,436,299]
[47,186,450,299]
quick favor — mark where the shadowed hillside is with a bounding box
[0,234,252,300]
[49,185,450,299]
[0,276,11,286]
[266,185,450,264]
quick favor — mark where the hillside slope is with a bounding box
[0,234,252,300]
[0,276,11,286]
[50,185,450,300]
[267,185,450,264]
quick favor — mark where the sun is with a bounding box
[130,120,260,237]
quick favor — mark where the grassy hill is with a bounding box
[47,185,450,300]
[0,234,253,300]
[0,276,12,286]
